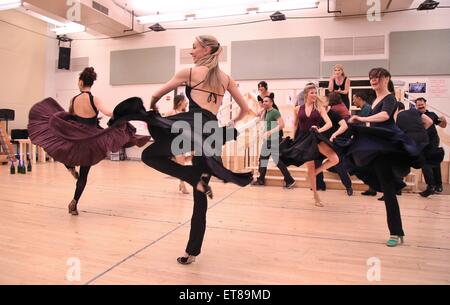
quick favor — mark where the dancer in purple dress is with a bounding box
[28,67,147,215]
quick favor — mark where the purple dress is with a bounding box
[280,105,337,167]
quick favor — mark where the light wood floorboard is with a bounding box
[1,161,449,284]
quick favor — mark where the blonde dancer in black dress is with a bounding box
[151,35,253,264]
[111,35,254,264]
[164,94,190,194]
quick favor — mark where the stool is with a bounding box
[16,139,53,163]
[37,145,53,163]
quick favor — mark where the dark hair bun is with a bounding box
[79,67,97,87]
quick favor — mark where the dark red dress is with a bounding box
[280,105,337,167]
[28,96,148,167]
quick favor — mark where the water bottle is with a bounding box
[19,160,26,174]
[10,160,15,175]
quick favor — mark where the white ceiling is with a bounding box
[334,0,415,15]
[7,0,445,38]
[113,0,291,16]
[113,0,418,16]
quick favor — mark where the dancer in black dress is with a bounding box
[165,94,191,194]
[346,68,422,247]
[280,84,339,206]
[110,35,253,264]
[28,67,146,215]
[315,95,352,196]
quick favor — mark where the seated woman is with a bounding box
[328,92,350,121]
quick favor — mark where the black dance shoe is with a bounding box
[252,179,265,186]
[285,180,296,189]
[346,187,353,196]
[197,174,213,199]
[361,189,377,196]
[177,255,196,265]
[419,188,435,197]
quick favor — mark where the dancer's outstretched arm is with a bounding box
[150,68,190,111]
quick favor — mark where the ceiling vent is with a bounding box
[92,1,109,16]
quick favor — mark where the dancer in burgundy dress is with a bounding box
[28,67,148,215]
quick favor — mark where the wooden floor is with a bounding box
[1,160,449,284]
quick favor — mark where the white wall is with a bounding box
[0,10,50,132]
[30,3,447,158]
[51,5,450,104]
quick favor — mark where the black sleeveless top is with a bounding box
[333,77,350,109]
[70,91,99,125]
[185,68,228,111]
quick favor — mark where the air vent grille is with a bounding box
[93,1,109,15]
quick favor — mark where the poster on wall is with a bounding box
[428,79,449,98]
[408,82,426,93]
[285,90,296,105]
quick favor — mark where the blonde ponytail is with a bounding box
[195,35,223,93]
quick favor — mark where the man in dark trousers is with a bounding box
[396,102,434,197]
[415,97,447,194]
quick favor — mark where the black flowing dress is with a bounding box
[108,96,253,187]
[336,94,422,192]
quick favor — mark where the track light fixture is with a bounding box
[270,11,286,21]
[149,23,166,32]
[417,0,440,10]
